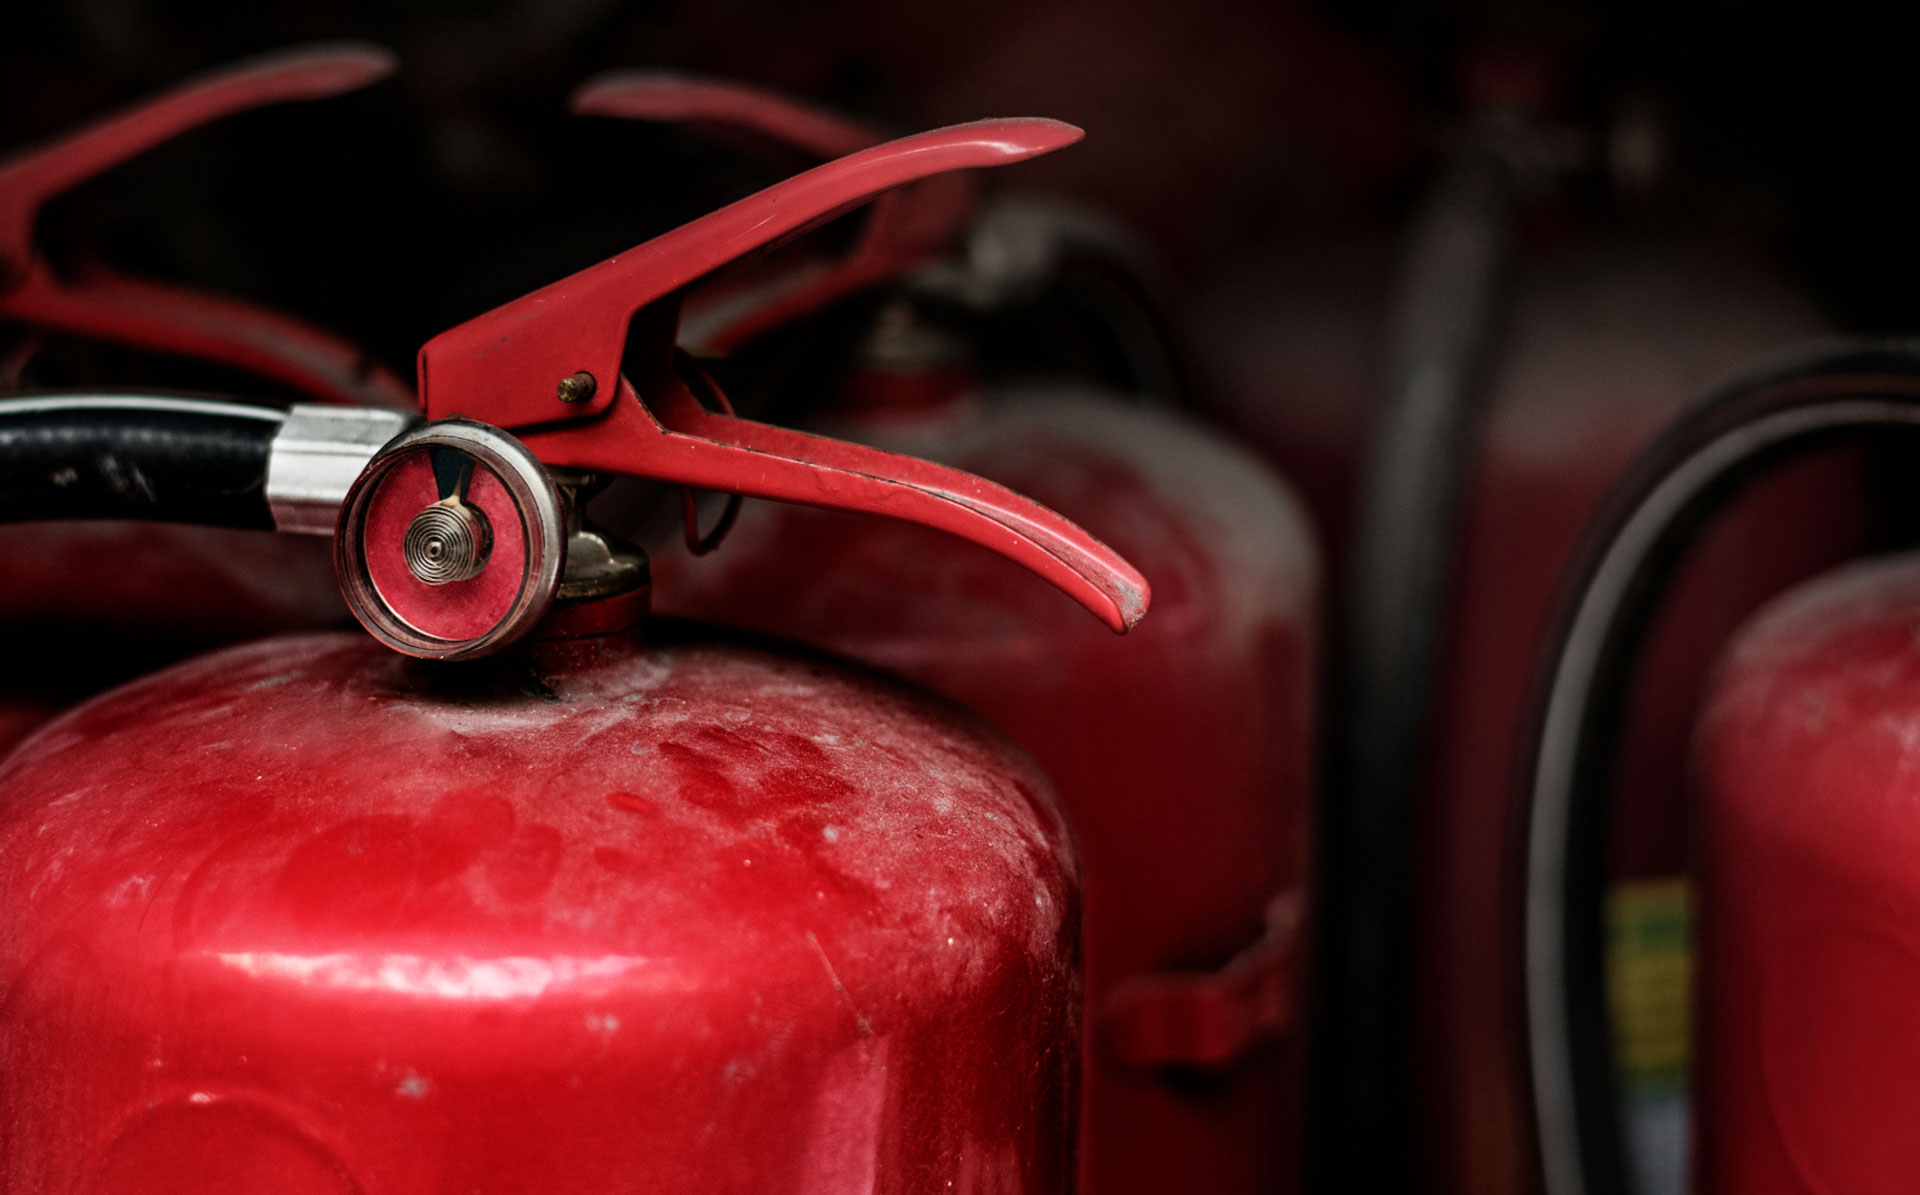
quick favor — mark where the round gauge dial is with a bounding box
[336,419,563,659]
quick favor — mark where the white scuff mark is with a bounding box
[242,670,305,692]
[822,825,840,843]
[394,701,566,737]
[107,874,154,907]
[212,951,678,1000]
[805,930,872,1038]
[566,703,635,746]
[395,1071,433,1099]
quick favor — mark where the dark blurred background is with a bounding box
[5,0,1919,386]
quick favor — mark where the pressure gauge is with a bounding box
[336,418,564,659]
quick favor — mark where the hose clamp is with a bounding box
[266,404,419,535]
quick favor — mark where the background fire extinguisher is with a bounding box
[0,45,419,752]
[1514,342,1920,1195]
[565,74,1321,1195]
[1199,48,1880,1192]
[0,110,1149,1193]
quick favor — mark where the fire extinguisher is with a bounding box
[570,75,1318,1195]
[0,113,1148,1192]
[0,45,416,750]
[1199,48,1871,1191]
[1513,342,1920,1195]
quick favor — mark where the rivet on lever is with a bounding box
[557,371,598,403]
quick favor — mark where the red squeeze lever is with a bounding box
[572,72,978,356]
[418,118,1146,632]
[0,43,413,408]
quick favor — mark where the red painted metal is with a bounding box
[650,386,1319,1195]
[0,42,412,408]
[0,626,1082,1193]
[1694,551,1920,1194]
[571,73,973,356]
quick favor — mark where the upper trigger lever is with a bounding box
[572,72,980,356]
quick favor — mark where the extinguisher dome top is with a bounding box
[0,627,1084,1187]
[0,629,1078,989]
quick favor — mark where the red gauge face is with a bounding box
[362,450,528,642]
[336,419,563,660]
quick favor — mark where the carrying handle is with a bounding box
[1102,894,1303,1068]
[0,43,412,407]
[416,119,1145,632]
[572,72,988,355]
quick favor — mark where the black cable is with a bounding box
[0,394,284,528]
[1514,339,1920,1195]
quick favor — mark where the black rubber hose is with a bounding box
[0,394,285,528]
[1514,339,1920,1195]
[1320,148,1515,1191]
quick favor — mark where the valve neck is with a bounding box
[535,469,651,642]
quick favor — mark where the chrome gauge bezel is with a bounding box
[335,417,564,660]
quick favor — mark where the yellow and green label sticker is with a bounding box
[1607,876,1691,1094]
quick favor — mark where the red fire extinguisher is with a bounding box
[1513,343,1920,1195]
[0,45,418,750]
[0,112,1148,1192]
[1195,51,1871,1190]
[570,74,1318,1195]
